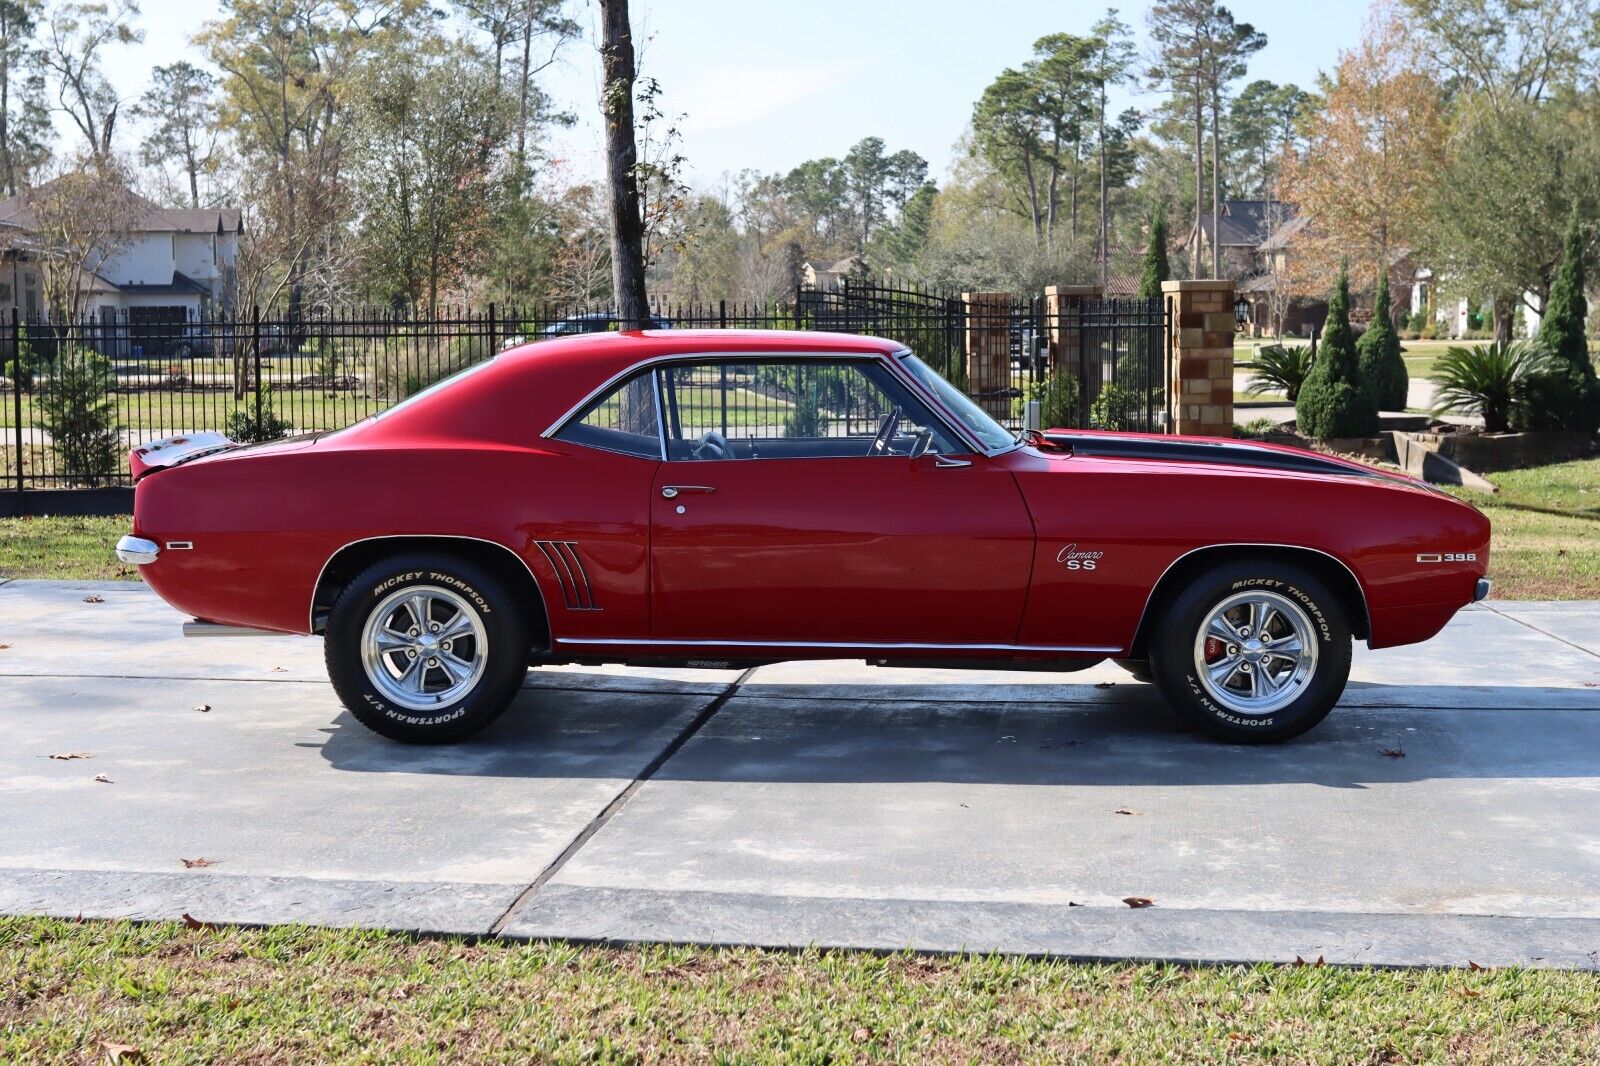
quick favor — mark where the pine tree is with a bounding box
[1138,208,1170,300]
[1296,260,1379,438]
[1356,269,1408,410]
[1526,215,1599,433]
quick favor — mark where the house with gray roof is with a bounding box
[0,182,241,325]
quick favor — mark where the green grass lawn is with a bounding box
[1238,338,1482,383]
[0,514,135,581]
[3,917,1598,1063]
[0,388,384,433]
[1445,456,1600,600]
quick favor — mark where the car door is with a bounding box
[648,356,1036,646]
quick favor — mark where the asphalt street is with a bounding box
[3,578,1598,968]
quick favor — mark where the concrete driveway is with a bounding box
[3,578,1599,969]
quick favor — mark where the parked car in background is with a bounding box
[118,329,1490,746]
[539,312,675,337]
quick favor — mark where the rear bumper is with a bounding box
[115,535,159,566]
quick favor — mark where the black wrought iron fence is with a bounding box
[3,287,1168,498]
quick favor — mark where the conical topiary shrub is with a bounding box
[1296,261,1380,439]
[1526,214,1600,433]
[1356,270,1408,411]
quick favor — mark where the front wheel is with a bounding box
[324,552,529,743]
[1147,560,1352,743]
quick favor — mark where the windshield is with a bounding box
[896,352,1015,452]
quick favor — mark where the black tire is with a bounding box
[1147,559,1352,743]
[324,552,529,743]
[1113,658,1153,683]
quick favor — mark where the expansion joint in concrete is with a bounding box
[487,667,756,935]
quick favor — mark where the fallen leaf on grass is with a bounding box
[1227,1032,1248,1043]
[1112,807,1142,816]
[1122,897,1154,908]
[180,858,216,869]
[1468,960,1488,971]
[99,1041,143,1063]
[82,595,105,604]
[1293,955,1326,967]
[1455,987,1481,998]
[92,774,112,783]
[48,752,93,761]
[194,704,211,713]
[851,1026,871,1043]
[1380,748,1406,758]
[181,912,215,931]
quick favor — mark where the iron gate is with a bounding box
[797,281,1171,434]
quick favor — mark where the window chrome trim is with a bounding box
[541,350,984,457]
[554,636,1121,654]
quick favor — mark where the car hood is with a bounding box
[1037,429,1437,492]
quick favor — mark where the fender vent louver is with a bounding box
[534,540,600,611]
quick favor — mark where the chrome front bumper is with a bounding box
[115,535,160,566]
[1475,577,1492,602]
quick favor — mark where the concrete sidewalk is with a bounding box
[3,578,1598,968]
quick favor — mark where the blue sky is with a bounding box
[100,0,1369,188]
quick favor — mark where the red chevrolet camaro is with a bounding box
[116,330,1490,744]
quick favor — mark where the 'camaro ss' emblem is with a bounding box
[1056,544,1104,571]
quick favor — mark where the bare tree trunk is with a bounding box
[0,40,12,197]
[1097,80,1108,291]
[600,0,648,329]
[1191,85,1203,278]
[516,0,533,163]
[1209,81,1222,280]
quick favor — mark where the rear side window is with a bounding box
[554,371,661,459]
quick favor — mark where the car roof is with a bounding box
[344,330,909,449]
[500,328,904,374]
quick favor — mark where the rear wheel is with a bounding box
[1147,560,1351,743]
[324,552,529,743]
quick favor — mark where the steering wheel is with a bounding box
[869,407,902,456]
[692,429,730,460]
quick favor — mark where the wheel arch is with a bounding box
[310,535,551,653]
[1128,543,1370,659]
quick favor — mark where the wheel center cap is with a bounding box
[418,635,440,652]
[1243,639,1265,661]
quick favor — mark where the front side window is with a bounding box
[553,371,661,458]
[658,359,960,461]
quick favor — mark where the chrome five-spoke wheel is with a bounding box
[1191,589,1319,716]
[360,585,488,712]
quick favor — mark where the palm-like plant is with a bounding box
[1430,341,1550,432]
[1246,343,1314,402]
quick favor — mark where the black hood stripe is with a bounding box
[1044,432,1388,479]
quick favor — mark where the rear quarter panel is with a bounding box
[134,436,658,636]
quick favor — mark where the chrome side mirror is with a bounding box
[909,429,933,459]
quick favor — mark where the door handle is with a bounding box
[661,485,717,499]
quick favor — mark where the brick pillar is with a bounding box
[1162,279,1235,437]
[1043,284,1102,376]
[962,291,1012,420]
